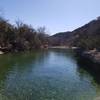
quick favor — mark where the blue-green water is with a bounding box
[0,49,100,100]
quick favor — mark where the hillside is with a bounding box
[72,17,100,49]
[49,31,73,46]
[49,17,100,50]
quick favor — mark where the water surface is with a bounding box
[0,49,100,100]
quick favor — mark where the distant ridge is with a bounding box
[49,17,100,49]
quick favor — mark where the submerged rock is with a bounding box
[0,51,4,54]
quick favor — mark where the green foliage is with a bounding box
[73,34,100,50]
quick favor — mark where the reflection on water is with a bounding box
[76,55,100,84]
[0,49,99,100]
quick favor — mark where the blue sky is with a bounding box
[0,0,100,34]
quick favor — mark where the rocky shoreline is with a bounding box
[82,49,100,64]
[75,48,100,66]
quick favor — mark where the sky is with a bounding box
[0,0,100,35]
